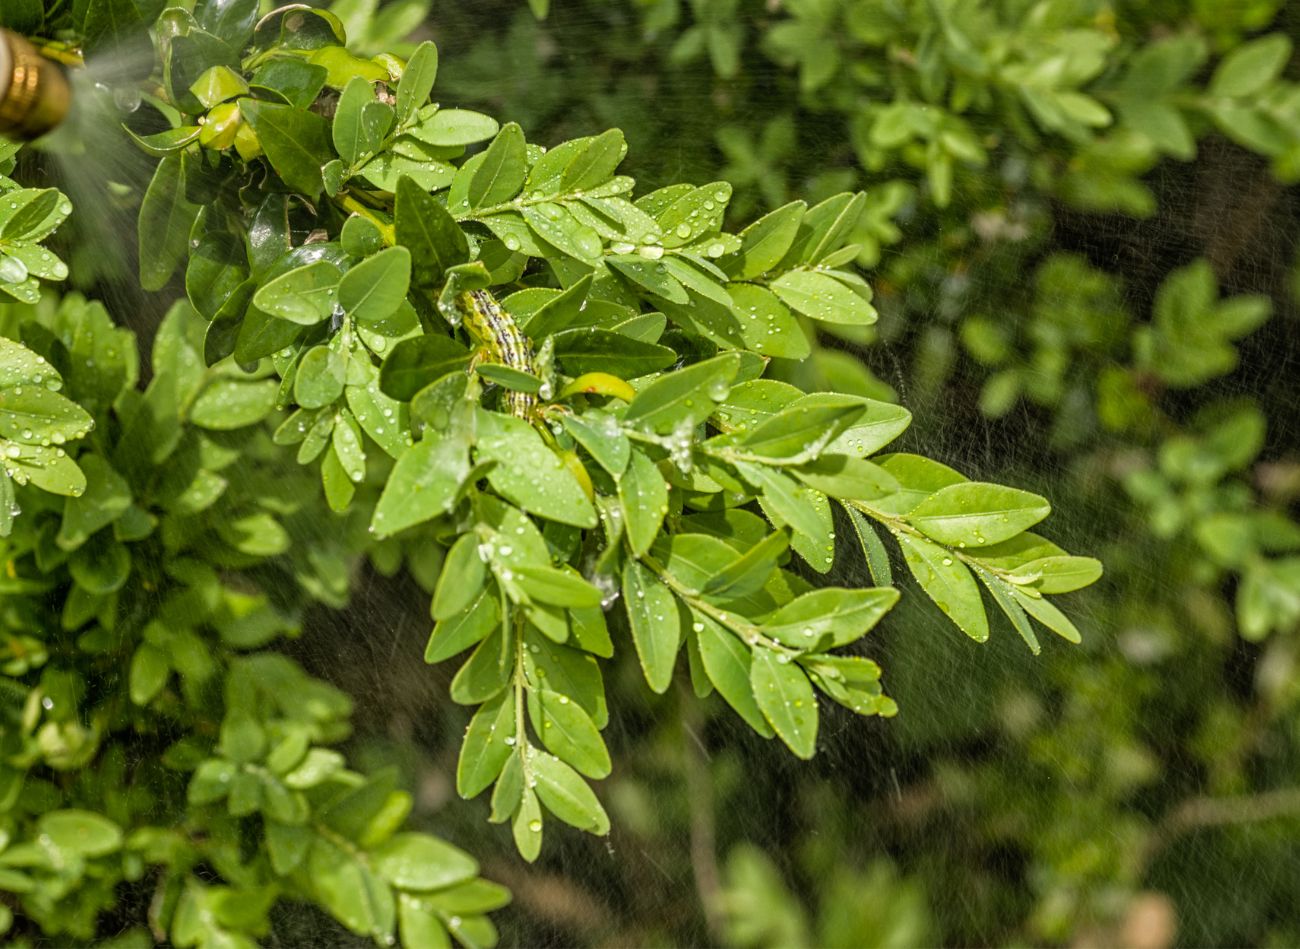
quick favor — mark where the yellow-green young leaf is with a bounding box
[371,435,471,538]
[693,613,773,737]
[906,482,1050,548]
[762,587,899,650]
[433,533,488,620]
[749,647,818,759]
[770,270,876,325]
[621,559,681,693]
[528,689,611,779]
[531,750,610,834]
[371,833,478,891]
[618,448,669,556]
[825,398,912,457]
[896,532,989,642]
[476,409,596,528]
[339,247,411,324]
[456,692,514,798]
[1008,555,1103,593]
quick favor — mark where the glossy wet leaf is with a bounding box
[750,647,818,759]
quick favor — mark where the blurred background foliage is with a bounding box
[328,0,1300,945]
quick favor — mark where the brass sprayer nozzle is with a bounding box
[0,29,72,141]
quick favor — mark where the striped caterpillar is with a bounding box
[457,289,537,420]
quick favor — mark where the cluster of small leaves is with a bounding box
[0,150,91,538]
[87,5,1101,860]
[0,294,503,946]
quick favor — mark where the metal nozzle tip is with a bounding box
[0,30,72,142]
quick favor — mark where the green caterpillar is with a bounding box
[458,289,537,420]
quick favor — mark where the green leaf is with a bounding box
[764,587,899,650]
[36,810,123,857]
[896,532,989,642]
[470,123,528,208]
[1012,588,1083,644]
[1209,34,1291,98]
[0,385,95,445]
[427,588,500,664]
[137,156,200,292]
[252,260,342,325]
[770,270,876,325]
[239,100,334,198]
[621,559,681,693]
[295,345,346,409]
[607,255,689,304]
[561,128,626,192]
[371,434,471,537]
[553,329,677,377]
[703,530,788,600]
[476,409,596,528]
[339,247,411,324]
[512,565,603,608]
[372,833,478,891]
[334,76,387,166]
[396,42,439,127]
[845,505,892,586]
[737,394,865,461]
[624,352,742,433]
[456,692,514,798]
[396,177,470,289]
[522,204,602,261]
[725,200,806,278]
[433,534,488,620]
[906,482,1050,548]
[749,647,818,759]
[692,613,773,736]
[413,108,500,147]
[528,689,611,779]
[189,379,277,430]
[976,568,1041,654]
[531,751,610,834]
[379,335,470,401]
[618,449,669,556]
[308,838,396,939]
[560,411,630,476]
